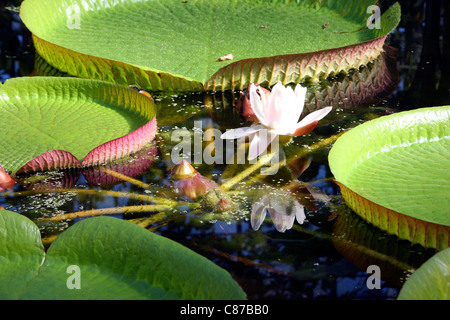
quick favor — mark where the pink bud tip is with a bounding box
[0,168,15,192]
[170,159,198,180]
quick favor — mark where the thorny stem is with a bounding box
[97,166,152,189]
[44,202,200,222]
[9,188,180,206]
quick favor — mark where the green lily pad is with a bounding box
[0,210,45,299]
[0,209,246,300]
[328,106,450,250]
[398,248,450,300]
[0,77,157,175]
[20,0,401,92]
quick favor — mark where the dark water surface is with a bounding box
[1,0,449,300]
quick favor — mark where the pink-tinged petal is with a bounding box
[264,82,286,128]
[236,84,271,121]
[282,87,304,129]
[295,106,333,129]
[249,84,268,126]
[258,84,269,112]
[0,167,15,192]
[248,130,278,161]
[284,86,303,124]
[291,120,318,137]
[82,116,157,167]
[17,150,81,174]
[267,83,303,129]
[220,125,263,140]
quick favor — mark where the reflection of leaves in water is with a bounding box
[16,170,80,191]
[14,190,77,221]
[153,94,205,127]
[305,45,399,116]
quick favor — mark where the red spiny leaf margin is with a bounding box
[17,117,157,173]
[18,150,81,173]
[205,36,387,91]
[82,116,157,167]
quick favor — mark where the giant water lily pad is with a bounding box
[20,0,401,92]
[0,77,157,175]
[0,210,246,299]
[328,106,450,250]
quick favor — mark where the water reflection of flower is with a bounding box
[251,189,306,232]
[251,182,331,233]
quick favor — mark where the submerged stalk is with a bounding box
[220,149,278,191]
[9,188,180,206]
[45,201,200,222]
[97,166,152,189]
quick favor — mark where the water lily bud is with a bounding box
[170,160,220,201]
[236,83,271,121]
[0,167,15,192]
[201,189,235,213]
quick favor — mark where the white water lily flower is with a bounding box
[251,192,306,233]
[221,82,332,160]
